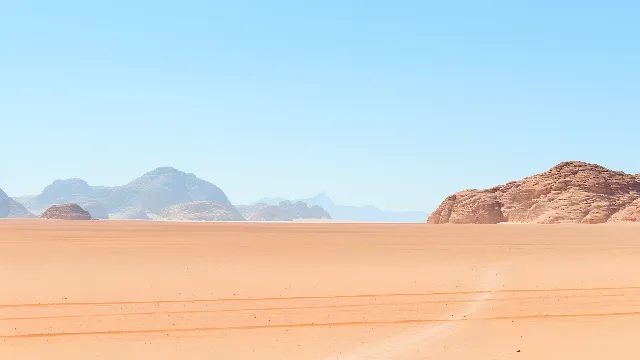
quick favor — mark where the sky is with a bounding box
[1,1,639,212]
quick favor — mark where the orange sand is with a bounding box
[1,220,640,359]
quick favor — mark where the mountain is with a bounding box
[109,167,232,214]
[15,167,237,220]
[428,161,640,224]
[254,192,428,222]
[15,178,112,219]
[238,201,332,221]
[15,178,94,215]
[157,201,245,222]
[41,203,92,220]
[0,188,36,218]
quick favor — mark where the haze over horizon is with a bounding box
[2,1,639,212]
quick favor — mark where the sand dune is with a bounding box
[1,220,640,359]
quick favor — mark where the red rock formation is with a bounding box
[41,203,92,220]
[428,161,640,224]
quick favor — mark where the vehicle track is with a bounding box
[2,284,639,309]
[5,310,640,339]
[0,292,629,322]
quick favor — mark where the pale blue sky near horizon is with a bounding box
[1,1,639,211]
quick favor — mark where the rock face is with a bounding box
[428,161,640,224]
[41,203,92,220]
[157,201,244,222]
[0,188,36,218]
[239,201,331,221]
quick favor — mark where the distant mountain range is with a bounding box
[9,167,334,222]
[253,192,428,223]
[4,167,426,222]
[14,167,239,221]
[6,161,639,224]
[237,201,331,221]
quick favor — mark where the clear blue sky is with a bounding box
[1,1,639,211]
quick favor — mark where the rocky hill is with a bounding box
[15,167,235,220]
[238,201,331,221]
[428,161,640,224]
[0,188,35,218]
[41,203,92,220]
[157,201,245,222]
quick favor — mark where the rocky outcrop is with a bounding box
[157,201,244,221]
[239,201,332,221]
[428,161,640,224]
[0,189,36,218]
[41,203,92,220]
[607,198,640,222]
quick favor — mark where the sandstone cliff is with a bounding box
[428,161,640,224]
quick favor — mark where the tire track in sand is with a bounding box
[324,264,507,360]
[2,284,639,309]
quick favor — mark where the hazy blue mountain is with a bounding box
[302,192,335,211]
[114,167,232,214]
[158,201,245,222]
[14,167,236,220]
[253,192,428,222]
[0,188,36,218]
[238,200,331,221]
[81,202,110,220]
[15,178,96,215]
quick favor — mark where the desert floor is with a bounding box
[1,220,640,359]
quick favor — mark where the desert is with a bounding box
[3,1,639,358]
[2,220,640,359]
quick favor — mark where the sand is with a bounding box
[1,220,640,359]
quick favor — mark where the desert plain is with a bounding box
[1,220,640,359]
